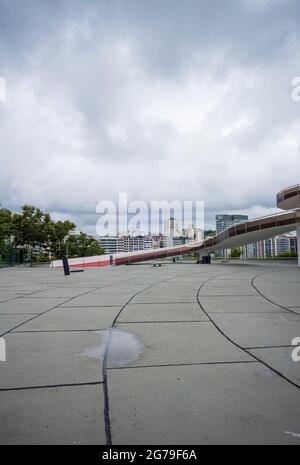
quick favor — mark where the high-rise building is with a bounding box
[215,214,248,258]
[216,214,248,234]
[164,217,181,237]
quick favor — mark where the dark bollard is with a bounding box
[62,257,70,276]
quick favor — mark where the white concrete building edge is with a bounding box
[297,225,300,267]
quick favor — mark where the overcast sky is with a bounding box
[0,0,300,233]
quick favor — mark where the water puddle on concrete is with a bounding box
[79,328,143,368]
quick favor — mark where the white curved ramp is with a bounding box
[50,209,300,268]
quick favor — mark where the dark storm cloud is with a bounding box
[2,0,300,72]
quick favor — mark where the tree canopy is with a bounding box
[204,229,216,237]
[230,247,242,258]
[0,205,104,260]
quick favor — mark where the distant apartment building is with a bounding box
[183,224,204,242]
[122,235,155,252]
[290,235,298,254]
[163,220,204,248]
[243,233,297,259]
[216,214,248,258]
[243,242,258,259]
[163,235,192,248]
[274,235,291,256]
[99,235,158,254]
[99,220,204,255]
[98,236,120,254]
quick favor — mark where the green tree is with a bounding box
[65,232,104,258]
[10,205,76,259]
[48,220,76,258]
[0,204,103,261]
[278,251,297,258]
[204,230,216,237]
[0,208,13,246]
[12,205,51,248]
[230,247,242,258]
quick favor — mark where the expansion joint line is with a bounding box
[102,275,175,446]
[0,281,119,338]
[196,271,300,390]
[251,271,299,316]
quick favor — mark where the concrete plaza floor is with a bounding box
[0,260,299,444]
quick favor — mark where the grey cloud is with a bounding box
[0,0,300,231]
